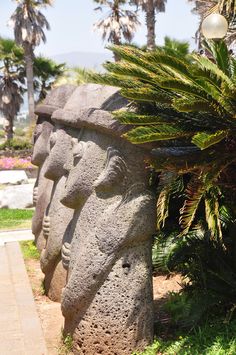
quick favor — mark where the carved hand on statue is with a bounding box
[33,187,38,205]
[42,215,50,239]
[61,242,71,270]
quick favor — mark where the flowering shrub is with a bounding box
[0,157,35,170]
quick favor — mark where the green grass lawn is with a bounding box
[20,240,40,260]
[0,208,33,230]
[135,316,236,355]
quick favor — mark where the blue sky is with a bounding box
[0,0,200,57]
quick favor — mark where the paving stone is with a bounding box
[0,170,28,185]
[0,183,34,209]
[0,242,47,355]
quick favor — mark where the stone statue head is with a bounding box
[43,125,77,182]
[31,85,76,167]
[51,84,150,210]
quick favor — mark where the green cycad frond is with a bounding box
[191,54,233,89]
[107,44,146,65]
[156,172,180,229]
[219,204,235,228]
[191,130,229,150]
[90,72,140,89]
[120,86,173,104]
[180,175,206,234]
[106,46,170,78]
[123,124,192,144]
[173,97,217,114]
[113,111,169,125]
[205,187,223,241]
[104,61,157,84]
[203,40,231,76]
[159,78,214,101]
[160,77,232,115]
[145,51,191,76]
[195,80,235,115]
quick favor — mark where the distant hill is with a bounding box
[52,51,113,71]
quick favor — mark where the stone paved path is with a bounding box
[0,229,33,246]
[0,241,47,354]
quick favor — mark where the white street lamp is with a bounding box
[201,13,228,39]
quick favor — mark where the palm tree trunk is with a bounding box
[24,44,35,123]
[146,0,156,51]
[113,1,121,62]
[4,117,14,141]
[113,35,121,62]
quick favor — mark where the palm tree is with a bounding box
[0,38,25,140]
[10,0,52,122]
[33,56,65,102]
[93,0,140,61]
[130,0,167,50]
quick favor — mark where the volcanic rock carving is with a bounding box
[50,84,157,354]
[31,85,77,251]
[40,124,77,302]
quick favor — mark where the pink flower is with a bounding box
[0,157,35,170]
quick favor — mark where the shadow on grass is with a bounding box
[136,297,236,355]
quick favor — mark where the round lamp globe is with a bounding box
[201,13,228,39]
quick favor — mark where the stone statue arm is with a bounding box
[61,192,156,317]
[40,218,65,274]
[33,174,40,206]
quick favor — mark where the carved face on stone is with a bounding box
[61,129,127,209]
[31,118,53,166]
[44,125,76,182]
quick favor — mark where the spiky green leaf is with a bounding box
[191,130,228,150]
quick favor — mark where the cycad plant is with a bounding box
[91,41,236,321]
[92,40,236,240]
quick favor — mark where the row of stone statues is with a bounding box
[32,84,156,354]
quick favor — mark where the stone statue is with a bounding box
[40,123,78,302]
[52,84,156,354]
[31,85,76,251]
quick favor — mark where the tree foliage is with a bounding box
[10,0,52,121]
[0,38,25,140]
[93,0,140,58]
[34,56,65,102]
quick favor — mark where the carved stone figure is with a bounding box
[40,124,78,302]
[31,85,76,251]
[52,84,156,354]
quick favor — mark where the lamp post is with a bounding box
[201,13,228,40]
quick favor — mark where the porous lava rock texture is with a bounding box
[53,84,156,354]
[31,85,76,251]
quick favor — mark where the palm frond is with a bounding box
[123,124,192,144]
[180,176,206,234]
[191,130,229,150]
